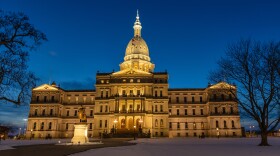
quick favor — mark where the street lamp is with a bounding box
[30,129,33,140]
[249,125,255,137]
[23,119,27,135]
[216,128,219,139]
[133,125,136,140]
[113,119,118,134]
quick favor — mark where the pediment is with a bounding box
[33,84,59,91]
[209,82,236,89]
[112,69,151,76]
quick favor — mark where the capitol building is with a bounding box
[26,11,241,139]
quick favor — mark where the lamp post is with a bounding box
[249,125,254,137]
[113,119,118,134]
[19,128,22,137]
[133,125,136,140]
[30,129,33,140]
[216,128,219,139]
[23,119,27,135]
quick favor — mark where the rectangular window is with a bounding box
[184,97,187,104]
[215,107,218,114]
[176,97,179,103]
[90,123,92,129]
[106,91,108,98]
[105,120,107,128]
[155,91,158,97]
[41,122,44,130]
[137,90,140,96]
[66,110,69,116]
[177,133,180,137]
[155,105,158,112]
[169,97,171,103]
[36,96,39,102]
[185,109,187,115]
[74,110,77,116]
[177,109,179,115]
[185,122,188,129]
[33,122,37,130]
[192,109,196,115]
[223,107,226,114]
[50,109,53,116]
[99,120,102,128]
[105,105,108,112]
[160,91,163,97]
[44,96,47,102]
[130,90,133,95]
[193,123,196,129]
[42,109,45,116]
[230,107,234,114]
[101,91,103,98]
[169,123,172,129]
[160,105,163,112]
[122,90,126,96]
[66,123,69,130]
[200,96,202,103]
[90,110,93,116]
[100,106,103,113]
[192,97,195,103]
[35,109,38,116]
[160,132,163,136]
[177,122,180,129]
[48,122,52,130]
[200,109,203,115]
[51,96,55,102]
[194,132,197,137]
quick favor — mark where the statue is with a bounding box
[78,106,87,123]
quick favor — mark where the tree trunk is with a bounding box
[259,133,270,146]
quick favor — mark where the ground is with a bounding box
[0,137,279,156]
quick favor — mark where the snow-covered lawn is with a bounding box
[0,139,71,150]
[71,137,280,156]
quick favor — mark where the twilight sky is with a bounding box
[1,0,280,129]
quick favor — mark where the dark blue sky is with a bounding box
[1,0,280,128]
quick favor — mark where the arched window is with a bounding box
[33,122,37,130]
[41,122,44,130]
[160,119,163,127]
[216,120,219,128]
[232,120,235,128]
[155,119,158,127]
[121,119,126,128]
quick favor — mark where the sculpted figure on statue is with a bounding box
[78,106,87,123]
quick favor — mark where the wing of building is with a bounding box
[26,11,242,139]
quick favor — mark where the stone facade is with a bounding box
[26,12,241,139]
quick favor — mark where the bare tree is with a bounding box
[0,10,47,105]
[210,39,280,146]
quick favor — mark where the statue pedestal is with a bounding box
[71,124,88,144]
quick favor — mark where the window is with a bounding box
[155,91,158,97]
[177,133,180,137]
[186,133,189,137]
[193,123,196,129]
[176,97,179,103]
[169,97,171,103]
[200,109,203,115]
[90,110,93,116]
[160,91,163,97]
[130,90,133,95]
[66,123,69,130]
[230,107,234,114]
[185,122,188,129]
[160,119,163,127]
[35,109,38,116]
[44,96,47,102]
[215,107,218,114]
[74,110,77,116]
[130,79,133,83]
[216,120,219,128]
[36,96,39,102]
[90,123,92,129]
[229,94,232,100]
[155,105,158,112]
[105,105,108,112]
[177,109,179,115]
[41,122,44,130]
[201,122,204,129]
[122,90,126,96]
[137,90,140,96]
[221,94,225,100]
[66,110,69,116]
[192,109,196,115]
[42,109,45,116]
[169,122,172,129]
[200,96,202,103]
[33,122,37,130]
[48,122,52,130]
[184,97,187,103]
[160,105,163,112]
[51,96,55,102]
[137,79,140,83]
[99,120,102,128]
[232,120,235,128]
[101,91,103,98]
[222,107,226,114]
[194,132,197,137]
[213,94,217,100]
[100,106,103,113]
[106,91,108,98]
[185,109,187,115]
[155,119,158,127]
[105,120,107,128]
[155,132,158,136]
[160,132,163,136]
[50,109,53,116]
[224,120,227,128]
[192,97,195,103]
[137,105,140,111]
[177,122,180,129]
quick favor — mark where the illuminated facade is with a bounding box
[26,11,241,139]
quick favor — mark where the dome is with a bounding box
[124,36,150,61]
